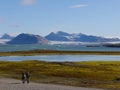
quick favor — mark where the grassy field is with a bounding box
[0,60,120,89]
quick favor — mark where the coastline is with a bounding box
[0,50,120,56]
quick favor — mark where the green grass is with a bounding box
[0,60,120,89]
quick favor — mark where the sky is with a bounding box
[0,0,120,37]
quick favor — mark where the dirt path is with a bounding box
[0,78,106,90]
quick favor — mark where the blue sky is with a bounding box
[0,0,120,37]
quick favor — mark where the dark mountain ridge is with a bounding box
[7,33,48,44]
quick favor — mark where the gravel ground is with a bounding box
[0,78,106,90]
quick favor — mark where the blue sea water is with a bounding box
[0,44,120,52]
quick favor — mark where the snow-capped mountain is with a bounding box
[45,32,70,41]
[45,31,120,42]
[0,33,14,39]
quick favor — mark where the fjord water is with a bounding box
[0,44,120,52]
[0,55,120,62]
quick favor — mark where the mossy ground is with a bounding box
[0,60,120,89]
[0,50,120,56]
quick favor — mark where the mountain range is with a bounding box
[0,31,120,45]
[45,31,120,42]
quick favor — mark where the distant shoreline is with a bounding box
[0,50,120,56]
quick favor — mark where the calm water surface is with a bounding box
[0,55,120,62]
[0,44,120,52]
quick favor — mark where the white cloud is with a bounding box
[70,4,88,8]
[22,0,36,6]
[9,24,20,28]
[0,18,5,23]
